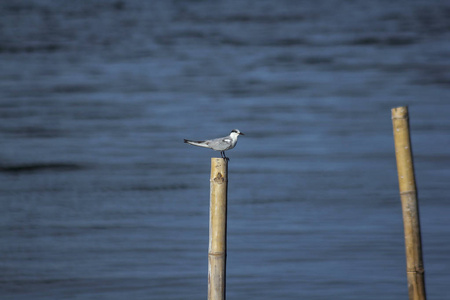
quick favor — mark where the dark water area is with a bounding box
[1,1,450,299]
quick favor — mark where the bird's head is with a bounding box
[230,129,244,137]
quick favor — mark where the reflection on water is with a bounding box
[1,1,450,299]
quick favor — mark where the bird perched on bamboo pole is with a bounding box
[184,129,244,160]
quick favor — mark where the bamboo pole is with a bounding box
[208,158,228,300]
[392,106,426,300]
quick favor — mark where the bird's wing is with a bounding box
[206,137,233,150]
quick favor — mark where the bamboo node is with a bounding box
[208,251,225,257]
[400,190,416,196]
[407,267,425,274]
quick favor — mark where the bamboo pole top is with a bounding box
[392,106,409,119]
[211,157,228,165]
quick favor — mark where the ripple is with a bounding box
[0,163,85,174]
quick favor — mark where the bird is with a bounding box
[184,129,245,160]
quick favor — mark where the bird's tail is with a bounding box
[184,139,210,148]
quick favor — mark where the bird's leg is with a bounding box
[219,151,229,161]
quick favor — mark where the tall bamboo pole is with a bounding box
[208,158,228,300]
[392,106,426,300]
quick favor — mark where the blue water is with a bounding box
[1,1,450,299]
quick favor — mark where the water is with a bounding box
[1,1,450,299]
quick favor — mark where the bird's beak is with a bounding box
[240,132,245,135]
